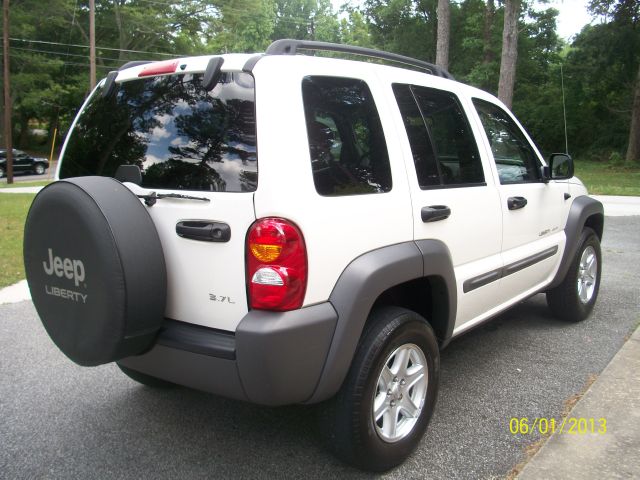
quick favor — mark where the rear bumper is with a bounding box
[118,302,338,406]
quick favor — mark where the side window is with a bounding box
[472,98,541,184]
[302,76,392,196]
[393,84,484,188]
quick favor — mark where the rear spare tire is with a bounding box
[24,176,167,366]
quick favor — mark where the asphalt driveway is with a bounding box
[1,216,638,479]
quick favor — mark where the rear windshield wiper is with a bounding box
[137,191,211,207]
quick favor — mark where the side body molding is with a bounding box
[307,240,457,403]
[548,195,604,289]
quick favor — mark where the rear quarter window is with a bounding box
[302,76,392,196]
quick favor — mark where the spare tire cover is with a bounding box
[24,177,167,366]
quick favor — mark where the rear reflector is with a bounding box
[138,60,179,77]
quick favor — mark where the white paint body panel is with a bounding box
[252,56,414,306]
[57,56,260,332]
[58,53,582,336]
[124,184,256,331]
[374,69,506,328]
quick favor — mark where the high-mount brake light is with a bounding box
[246,218,307,311]
[138,60,179,77]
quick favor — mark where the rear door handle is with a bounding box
[507,196,528,210]
[176,221,231,242]
[421,205,451,223]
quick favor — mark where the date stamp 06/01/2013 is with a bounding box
[509,417,607,436]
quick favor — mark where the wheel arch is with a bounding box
[549,195,604,289]
[584,212,604,240]
[306,240,456,404]
[371,276,450,348]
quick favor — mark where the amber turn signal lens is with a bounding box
[250,243,282,262]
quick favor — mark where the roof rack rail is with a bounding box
[265,39,454,80]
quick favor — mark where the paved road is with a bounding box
[0,173,50,184]
[0,161,56,184]
[1,216,638,480]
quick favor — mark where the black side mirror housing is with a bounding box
[548,153,574,180]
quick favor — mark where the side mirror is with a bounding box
[548,153,574,180]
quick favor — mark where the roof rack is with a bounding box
[265,39,455,80]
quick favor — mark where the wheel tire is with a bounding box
[547,227,601,322]
[117,364,175,388]
[34,163,46,175]
[0,166,4,178]
[321,306,440,472]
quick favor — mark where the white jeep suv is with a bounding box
[23,39,603,471]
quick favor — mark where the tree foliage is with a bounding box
[560,0,639,159]
[1,0,637,162]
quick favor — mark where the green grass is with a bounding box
[574,161,640,196]
[0,160,635,289]
[0,180,51,189]
[0,194,35,288]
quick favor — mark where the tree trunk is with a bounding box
[113,0,127,62]
[626,63,640,163]
[436,0,450,70]
[17,112,29,148]
[483,0,495,65]
[0,99,3,145]
[89,0,96,90]
[498,0,519,109]
[3,0,13,183]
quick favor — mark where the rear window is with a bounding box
[60,72,257,192]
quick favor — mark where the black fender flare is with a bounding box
[549,195,604,289]
[307,240,456,403]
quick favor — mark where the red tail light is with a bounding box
[247,218,307,311]
[138,60,179,77]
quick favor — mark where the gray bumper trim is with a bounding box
[119,302,338,406]
[156,319,236,360]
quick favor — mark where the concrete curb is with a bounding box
[0,280,31,304]
[591,195,640,216]
[518,326,640,479]
[0,186,43,194]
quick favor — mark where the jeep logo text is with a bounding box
[43,248,86,287]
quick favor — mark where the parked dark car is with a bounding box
[0,149,50,178]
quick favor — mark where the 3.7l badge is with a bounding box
[209,294,235,304]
